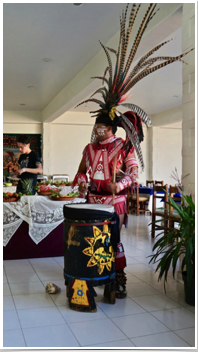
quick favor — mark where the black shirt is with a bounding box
[17,151,41,193]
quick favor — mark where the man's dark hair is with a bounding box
[17,134,31,145]
[111,125,117,134]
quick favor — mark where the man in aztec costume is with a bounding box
[73,3,194,298]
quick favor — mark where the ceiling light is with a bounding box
[20,103,26,106]
[173,95,179,98]
[73,3,83,6]
[27,86,35,89]
[42,58,52,63]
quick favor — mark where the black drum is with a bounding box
[63,204,119,312]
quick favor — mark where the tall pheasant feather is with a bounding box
[75,3,194,169]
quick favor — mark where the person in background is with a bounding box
[16,134,43,194]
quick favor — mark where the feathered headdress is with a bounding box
[76,3,194,170]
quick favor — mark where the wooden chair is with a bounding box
[168,185,181,230]
[151,184,169,237]
[127,182,149,216]
[154,180,164,186]
[146,180,154,187]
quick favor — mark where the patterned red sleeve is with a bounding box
[72,173,87,187]
[118,151,138,191]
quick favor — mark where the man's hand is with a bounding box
[108,182,120,195]
[16,168,24,176]
[79,182,88,195]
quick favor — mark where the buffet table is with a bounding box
[3,189,86,260]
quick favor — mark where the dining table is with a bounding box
[3,186,86,260]
[138,186,181,213]
[138,186,166,213]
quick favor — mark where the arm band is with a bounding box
[72,173,87,187]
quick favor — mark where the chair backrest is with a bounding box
[169,185,181,214]
[154,180,164,186]
[146,180,154,187]
[152,184,168,214]
[128,181,140,215]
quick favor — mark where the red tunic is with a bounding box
[81,135,137,216]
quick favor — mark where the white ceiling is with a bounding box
[3,3,185,119]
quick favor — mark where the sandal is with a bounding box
[115,271,127,299]
[115,284,127,299]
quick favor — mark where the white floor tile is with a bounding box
[6,271,40,284]
[132,293,181,312]
[125,256,139,264]
[13,292,55,310]
[58,303,108,323]
[4,264,35,274]
[36,269,64,281]
[9,281,45,295]
[112,312,169,338]
[3,310,21,330]
[147,278,184,294]
[50,290,67,306]
[166,289,192,307]
[3,214,195,348]
[131,331,191,347]
[3,283,11,296]
[125,263,154,274]
[3,259,30,267]
[3,329,26,347]
[3,273,7,283]
[151,307,195,330]
[126,282,161,298]
[86,339,136,347]
[31,262,62,272]
[97,296,145,317]
[23,324,80,347]
[68,318,126,346]
[131,270,162,283]
[17,306,66,328]
[28,257,58,265]
[174,327,195,346]
[53,256,64,267]
[3,295,16,311]
[125,273,143,284]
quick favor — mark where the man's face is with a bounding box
[17,142,30,154]
[94,124,108,141]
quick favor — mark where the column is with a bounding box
[42,123,51,176]
[182,4,195,196]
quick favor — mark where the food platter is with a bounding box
[37,190,52,196]
[7,176,20,181]
[3,197,19,202]
[3,192,19,202]
[51,195,75,201]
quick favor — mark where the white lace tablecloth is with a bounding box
[3,188,86,247]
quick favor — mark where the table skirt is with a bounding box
[3,221,64,260]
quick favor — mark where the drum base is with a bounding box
[66,278,115,312]
[104,281,116,304]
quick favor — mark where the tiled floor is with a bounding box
[3,214,195,348]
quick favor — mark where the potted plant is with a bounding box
[148,191,195,306]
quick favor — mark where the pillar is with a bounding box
[182,4,195,197]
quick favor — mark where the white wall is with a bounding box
[149,107,183,185]
[3,111,42,134]
[152,122,182,185]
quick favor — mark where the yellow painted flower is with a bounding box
[83,221,114,275]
